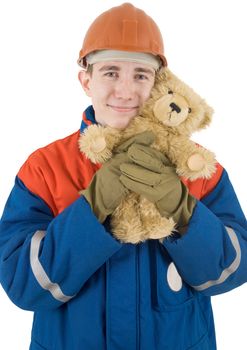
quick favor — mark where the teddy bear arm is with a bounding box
[169,138,216,180]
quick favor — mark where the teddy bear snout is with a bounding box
[169,102,181,114]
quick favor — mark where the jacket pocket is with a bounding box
[186,332,210,350]
[149,242,209,349]
[29,339,50,350]
[150,242,195,312]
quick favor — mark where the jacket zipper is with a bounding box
[136,244,140,350]
[106,260,110,350]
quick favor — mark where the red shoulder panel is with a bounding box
[18,130,101,216]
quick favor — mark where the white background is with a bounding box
[0,0,246,349]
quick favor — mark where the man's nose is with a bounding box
[114,79,135,99]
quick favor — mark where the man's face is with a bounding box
[78,61,155,129]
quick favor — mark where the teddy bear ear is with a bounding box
[198,101,214,129]
[162,68,180,85]
[154,68,167,87]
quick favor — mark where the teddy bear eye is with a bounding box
[168,90,173,94]
[188,108,192,113]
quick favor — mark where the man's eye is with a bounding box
[135,74,148,80]
[104,72,118,78]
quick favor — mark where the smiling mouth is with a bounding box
[107,104,139,112]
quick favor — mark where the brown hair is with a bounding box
[86,64,93,76]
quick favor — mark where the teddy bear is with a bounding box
[78,68,217,244]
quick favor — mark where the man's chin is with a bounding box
[110,114,137,129]
[109,120,133,130]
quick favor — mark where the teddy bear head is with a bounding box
[141,68,213,136]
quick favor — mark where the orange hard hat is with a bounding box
[78,3,167,68]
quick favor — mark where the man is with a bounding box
[0,3,246,350]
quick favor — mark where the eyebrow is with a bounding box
[99,65,120,72]
[99,65,155,76]
[135,67,155,76]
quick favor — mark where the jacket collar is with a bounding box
[80,105,98,132]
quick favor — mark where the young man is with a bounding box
[0,3,246,350]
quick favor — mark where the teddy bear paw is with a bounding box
[181,149,216,180]
[79,125,112,163]
[85,136,112,163]
[187,153,206,171]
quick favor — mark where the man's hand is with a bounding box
[80,131,155,223]
[119,144,197,228]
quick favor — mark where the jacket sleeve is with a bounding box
[163,169,247,296]
[0,177,122,311]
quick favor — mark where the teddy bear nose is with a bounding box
[170,103,181,113]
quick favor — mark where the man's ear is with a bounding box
[78,70,92,97]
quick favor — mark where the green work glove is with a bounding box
[81,131,155,223]
[119,144,197,228]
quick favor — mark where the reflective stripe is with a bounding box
[193,227,241,291]
[30,230,75,303]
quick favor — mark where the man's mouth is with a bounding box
[107,104,139,112]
